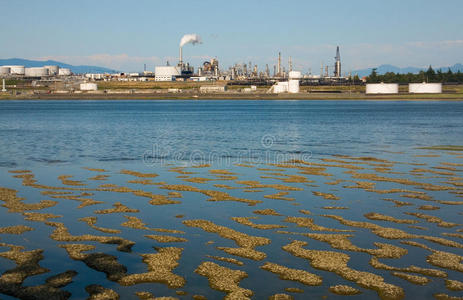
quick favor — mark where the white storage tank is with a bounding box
[289,71,302,79]
[80,83,98,91]
[155,66,181,81]
[44,65,59,75]
[409,82,442,94]
[0,66,10,75]
[288,80,300,93]
[58,68,71,76]
[7,65,25,75]
[365,83,399,94]
[25,67,49,77]
[273,81,289,93]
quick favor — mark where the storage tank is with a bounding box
[58,68,71,76]
[409,82,442,94]
[288,80,300,93]
[365,83,399,94]
[25,67,49,77]
[289,71,302,79]
[0,66,10,75]
[44,65,59,75]
[7,65,25,75]
[80,83,98,91]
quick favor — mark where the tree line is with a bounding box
[366,66,463,83]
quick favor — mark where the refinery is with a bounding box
[0,34,448,97]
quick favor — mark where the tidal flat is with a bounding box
[0,100,462,299]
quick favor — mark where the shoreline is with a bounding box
[1,92,463,101]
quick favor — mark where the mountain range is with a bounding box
[0,58,118,74]
[353,63,463,77]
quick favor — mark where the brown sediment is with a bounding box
[83,167,108,172]
[369,255,446,278]
[284,287,304,293]
[89,174,109,181]
[22,212,62,222]
[382,198,413,207]
[345,170,455,191]
[168,192,182,198]
[312,191,339,200]
[235,163,254,168]
[419,205,440,210]
[136,291,179,300]
[213,184,238,190]
[411,168,455,176]
[0,186,58,212]
[364,212,418,224]
[94,202,139,214]
[322,206,348,210]
[329,285,361,295]
[8,170,31,173]
[284,216,353,232]
[195,261,252,299]
[236,180,303,191]
[183,219,270,260]
[438,200,463,205]
[121,216,152,230]
[231,217,287,229]
[392,272,430,285]
[299,210,311,215]
[446,279,463,291]
[119,247,185,288]
[176,290,187,295]
[145,235,187,243]
[244,189,264,193]
[415,154,440,157]
[282,240,404,300]
[264,192,295,201]
[281,175,312,183]
[269,294,293,300]
[161,184,201,192]
[183,177,213,184]
[434,293,463,300]
[50,193,103,208]
[79,216,121,234]
[48,222,134,252]
[169,167,196,175]
[400,193,433,201]
[213,175,239,180]
[131,190,180,205]
[427,250,463,272]
[200,189,262,206]
[260,262,322,286]
[153,228,185,234]
[86,284,119,300]
[209,169,236,175]
[121,169,158,178]
[408,225,428,230]
[41,190,73,195]
[175,214,184,218]
[206,255,244,266]
[58,175,85,186]
[442,233,463,239]
[127,179,156,185]
[253,208,282,216]
[0,244,77,299]
[322,214,416,239]
[0,225,34,234]
[191,163,211,168]
[325,179,345,185]
[404,212,459,228]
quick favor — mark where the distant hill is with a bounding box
[353,63,463,77]
[0,58,118,74]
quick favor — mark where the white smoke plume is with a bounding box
[180,34,202,47]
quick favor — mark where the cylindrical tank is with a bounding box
[44,65,59,75]
[58,68,71,76]
[25,67,49,77]
[409,82,442,94]
[80,83,98,91]
[7,65,25,75]
[289,71,302,79]
[0,67,10,75]
[288,80,300,93]
[365,83,399,94]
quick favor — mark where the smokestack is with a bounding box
[289,56,292,72]
[179,46,183,68]
[178,34,202,70]
[277,52,281,76]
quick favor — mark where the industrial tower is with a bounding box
[334,46,341,78]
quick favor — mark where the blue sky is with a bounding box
[1,0,462,73]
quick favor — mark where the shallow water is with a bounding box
[0,100,462,299]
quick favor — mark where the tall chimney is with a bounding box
[277,52,281,77]
[179,46,183,69]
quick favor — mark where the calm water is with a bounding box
[0,100,462,299]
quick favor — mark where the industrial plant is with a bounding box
[0,34,446,96]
